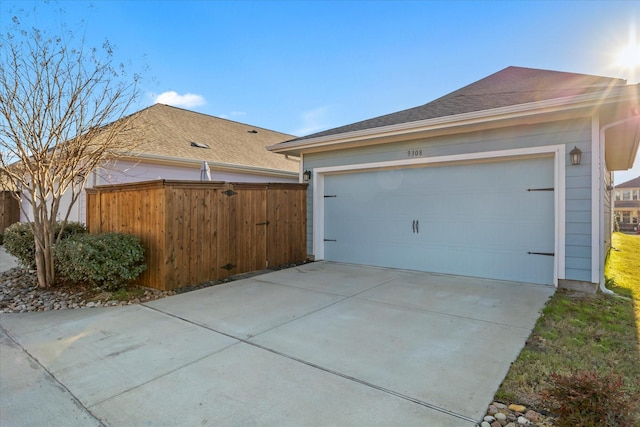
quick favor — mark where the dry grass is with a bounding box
[495,233,640,420]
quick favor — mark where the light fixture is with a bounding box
[570,146,582,166]
[303,170,312,182]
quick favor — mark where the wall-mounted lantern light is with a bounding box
[570,146,582,166]
[303,170,312,182]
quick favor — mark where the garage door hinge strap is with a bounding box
[324,195,337,198]
[527,188,554,192]
[324,239,337,242]
[527,251,555,256]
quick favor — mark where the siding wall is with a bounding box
[303,117,594,283]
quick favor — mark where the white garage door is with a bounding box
[323,157,555,285]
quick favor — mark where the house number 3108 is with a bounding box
[407,149,423,157]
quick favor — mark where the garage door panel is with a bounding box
[323,157,555,285]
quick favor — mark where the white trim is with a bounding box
[121,153,298,178]
[311,145,565,286]
[591,117,602,285]
[556,145,566,282]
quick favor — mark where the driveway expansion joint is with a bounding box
[353,295,538,330]
[0,323,108,427]
[141,302,478,424]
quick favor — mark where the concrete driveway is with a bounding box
[0,262,554,426]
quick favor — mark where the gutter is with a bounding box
[269,86,638,154]
[117,152,299,178]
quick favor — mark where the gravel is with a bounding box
[0,267,175,314]
[478,400,557,426]
[0,261,309,314]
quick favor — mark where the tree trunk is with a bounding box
[34,243,47,288]
[33,219,56,288]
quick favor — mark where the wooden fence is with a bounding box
[0,191,20,232]
[86,180,307,291]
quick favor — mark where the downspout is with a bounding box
[598,114,640,295]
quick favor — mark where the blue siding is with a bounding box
[304,117,595,282]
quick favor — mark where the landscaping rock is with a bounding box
[508,404,526,413]
[479,403,555,427]
[0,261,301,314]
[524,410,541,423]
[517,416,530,425]
[0,267,173,313]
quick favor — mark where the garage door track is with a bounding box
[0,262,554,426]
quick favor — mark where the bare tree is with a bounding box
[0,13,143,288]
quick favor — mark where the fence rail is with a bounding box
[86,180,307,290]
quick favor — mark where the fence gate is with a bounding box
[0,191,20,232]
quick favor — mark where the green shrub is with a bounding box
[3,221,87,268]
[542,370,635,427]
[3,222,36,267]
[55,233,147,291]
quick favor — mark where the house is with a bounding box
[19,104,300,223]
[268,66,640,291]
[614,176,640,232]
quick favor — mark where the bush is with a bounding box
[55,233,147,291]
[3,222,36,267]
[3,221,87,268]
[542,370,635,427]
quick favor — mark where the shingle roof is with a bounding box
[115,104,298,173]
[616,176,640,188]
[285,66,627,143]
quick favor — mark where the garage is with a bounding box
[322,156,555,285]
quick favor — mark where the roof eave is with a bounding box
[118,153,298,178]
[268,88,639,155]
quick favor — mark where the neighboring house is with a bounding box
[614,176,640,232]
[20,103,299,223]
[269,66,640,290]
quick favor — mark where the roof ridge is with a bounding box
[445,85,625,97]
[150,103,296,138]
[504,65,626,81]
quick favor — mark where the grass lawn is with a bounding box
[495,232,640,420]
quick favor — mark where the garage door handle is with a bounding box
[416,220,419,234]
[412,220,416,233]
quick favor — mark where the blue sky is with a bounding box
[1,0,639,183]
